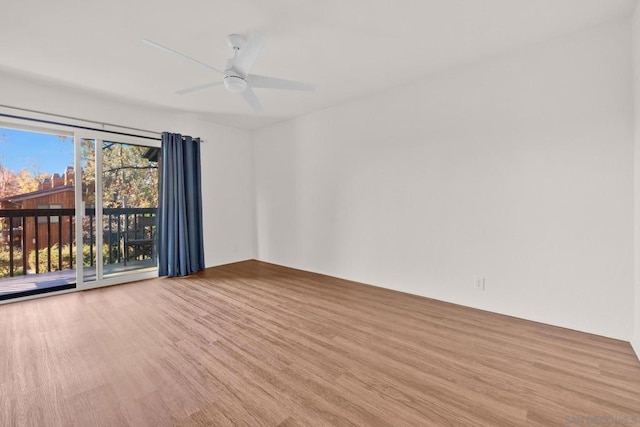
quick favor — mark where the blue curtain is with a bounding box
[157,132,205,277]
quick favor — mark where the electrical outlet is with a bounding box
[474,277,485,291]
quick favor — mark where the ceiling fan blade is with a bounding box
[247,74,315,91]
[241,87,263,113]
[142,38,225,76]
[175,81,223,95]
[233,32,266,77]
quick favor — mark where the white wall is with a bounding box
[0,69,255,267]
[254,21,635,340]
[632,4,640,358]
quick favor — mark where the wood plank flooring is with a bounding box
[1,260,639,426]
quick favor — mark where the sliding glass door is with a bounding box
[75,132,159,289]
[0,120,160,300]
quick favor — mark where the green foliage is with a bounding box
[0,247,25,277]
[28,243,71,272]
[0,241,139,279]
[25,243,112,274]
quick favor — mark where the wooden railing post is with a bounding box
[89,213,94,267]
[69,214,73,269]
[22,215,27,276]
[46,215,52,273]
[8,219,14,277]
[57,211,63,271]
[34,216,39,274]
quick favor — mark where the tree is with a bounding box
[0,164,16,199]
[80,140,158,208]
[14,169,39,194]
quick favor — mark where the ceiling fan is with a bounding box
[142,32,315,113]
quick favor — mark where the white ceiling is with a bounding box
[1,0,637,130]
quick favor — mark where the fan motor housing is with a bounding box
[224,75,248,93]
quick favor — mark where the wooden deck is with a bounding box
[0,269,75,296]
[0,261,156,297]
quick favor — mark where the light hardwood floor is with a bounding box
[1,260,639,426]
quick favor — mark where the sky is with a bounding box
[0,127,74,174]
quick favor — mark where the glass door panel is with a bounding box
[101,140,158,277]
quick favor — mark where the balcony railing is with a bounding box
[0,207,157,278]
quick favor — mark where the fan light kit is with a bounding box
[224,76,248,93]
[142,32,315,113]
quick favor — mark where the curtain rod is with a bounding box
[0,111,161,141]
[0,105,205,143]
[0,104,161,140]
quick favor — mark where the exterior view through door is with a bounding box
[0,126,159,300]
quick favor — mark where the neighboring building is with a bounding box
[0,167,76,253]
